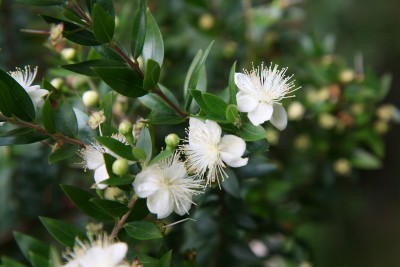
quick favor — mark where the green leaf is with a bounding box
[149,149,173,165]
[0,257,28,267]
[103,153,118,179]
[377,73,392,101]
[90,199,128,218]
[48,143,79,164]
[92,3,115,43]
[48,246,62,267]
[101,175,134,186]
[14,0,62,5]
[92,67,147,98]
[142,10,164,68]
[239,123,266,141]
[39,217,85,248]
[61,185,113,221]
[183,50,202,110]
[63,60,126,77]
[0,128,47,146]
[127,198,150,221]
[41,97,56,133]
[143,59,161,91]
[351,149,382,169]
[190,89,213,114]
[96,136,136,161]
[132,147,147,161]
[54,101,78,137]
[131,0,147,59]
[124,221,162,240]
[100,91,115,136]
[221,169,240,198]
[0,69,35,121]
[228,61,237,105]
[136,126,152,164]
[138,93,174,113]
[29,252,48,267]
[155,251,172,267]
[147,111,185,125]
[202,92,228,119]
[226,104,239,124]
[96,0,115,17]
[13,232,50,264]
[246,139,269,152]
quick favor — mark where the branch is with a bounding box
[0,114,86,147]
[109,195,138,241]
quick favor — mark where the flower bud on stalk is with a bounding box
[119,120,134,145]
[165,133,179,149]
[112,158,129,176]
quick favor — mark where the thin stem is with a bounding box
[108,41,144,78]
[67,1,92,27]
[109,195,138,241]
[0,114,86,147]
[153,88,188,117]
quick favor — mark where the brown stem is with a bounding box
[108,41,144,78]
[153,88,188,118]
[0,114,86,147]
[109,195,138,241]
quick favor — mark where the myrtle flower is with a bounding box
[133,154,203,219]
[63,234,129,267]
[78,133,131,189]
[9,66,48,109]
[234,63,299,129]
[182,118,248,187]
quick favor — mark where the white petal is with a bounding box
[220,152,248,168]
[63,260,80,267]
[270,104,288,131]
[134,181,159,198]
[219,135,246,156]
[107,243,128,265]
[247,103,273,126]
[94,165,109,189]
[80,247,104,267]
[236,92,258,112]
[235,73,254,93]
[205,119,222,144]
[174,198,192,216]
[147,190,174,219]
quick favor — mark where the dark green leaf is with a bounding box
[41,97,56,133]
[100,91,116,136]
[202,92,228,119]
[138,93,174,113]
[183,50,202,111]
[155,251,172,267]
[93,45,124,61]
[14,0,62,5]
[54,101,78,137]
[63,60,126,77]
[124,221,162,240]
[92,4,115,43]
[41,79,57,92]
[127,198,149,221]
[246,139,269,152]
[190,89,213,114]
[226,104,239,125]
[0,69,35,121]
[0,257,28,267]
[62,7,88,26]
[143,59,161,91]
[159,84,180,107]
[131,0,147,59]
[149,149,173,165]
[29,252,48,267]
[61,185,113,221]
[221,170,240,198]
[13,232,50,263]
[142,10,164,68]
[39,217,85,248]
[0,128,47,146]
[103,153,118,179]
[239,123,266,141]
[101,175,134,186]
[92,67,147,98]
[48,144,80,164]
[96,136,136,161]
[147,111,185,125]
[136,126,152,163]
[90,199,128,218]
[229,61,237,105]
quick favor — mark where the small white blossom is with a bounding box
[9,66,48,109]
[234,63,299,129]
[133,154,203,219]
[182,118,248,187]
[63,234,129,267]
[78,133,131,189]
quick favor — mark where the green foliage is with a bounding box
[143,59,161,91]
[131,0,147,59]
[39,217,86,247]
[142,10,164,68]
[124,221,162,240]
[92,3,115,43]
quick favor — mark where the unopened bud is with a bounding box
[334,158,351,176]
[374,120,388,134]
[265,128,279,145]
[61,48,76,61]
[112,158,129,176]
[339,69,354,83]
[50,78,63,89]
[294,134,310,150]
[287,101,305,121]
[119,120,133,135]
[82,90,100,107]
[198,13,214,30]
[319,113,336,129]
[165,133,179,149]
[104,187,124,201]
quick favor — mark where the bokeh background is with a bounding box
[1,0,400,266]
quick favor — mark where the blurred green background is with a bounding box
[1,0,400,266]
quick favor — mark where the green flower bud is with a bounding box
[165,133,179,149]
[82,90,99,107]
[119,120,133,135]
[61,48,77,61]
[112,158,129,176]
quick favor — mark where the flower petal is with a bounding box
[220,152,248,168]
[174,197,192,216]
[134,181,159,198]
[205,119,222,144]
[219,134,246,156]
[247,103,273,126]
[270,104,288,131]
[235,73,254,93]
[94,165,109,189]
[236,92,258,112]
[147,190,174,219]
[107,243,128,265]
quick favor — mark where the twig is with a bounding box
[109,195,138,241]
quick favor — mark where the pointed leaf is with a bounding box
[63,60,127,77]
[41,97,56,133]
[124,221,162,240]
[229,61,237,105]
[142,10,164,68]
[92,3,115,43]
[131,0,147,59]
[13,232,50,263]
[40,217,85,248]
[96,136,136,161]
[239,123,266,141]
[136,126,152,164]
[143,59,161,91]
[54,101,78,137]
[48,143,79,164]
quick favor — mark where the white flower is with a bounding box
[78,133,131,189]
[63,235,129,267]
[133,154,203,219]
[9,66,48,109]
[234,63,299,129]
[182,118,248,187]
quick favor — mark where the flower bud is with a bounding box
[61,48,76,61]
[198,13,214,30]
[165,133,179,149]
[319,113,336,129]
[376,104,395,121]
[339,69,355,83]
[294,134,310,150]
[119,120,133,135]
[287,101,305,121]
[112,158,129,176]
[104,187,124,201]
[374,120,388,134]
[265,128,279,145]
[50,78,63,89]
[82,90,100,108]
[334,158,351,176]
